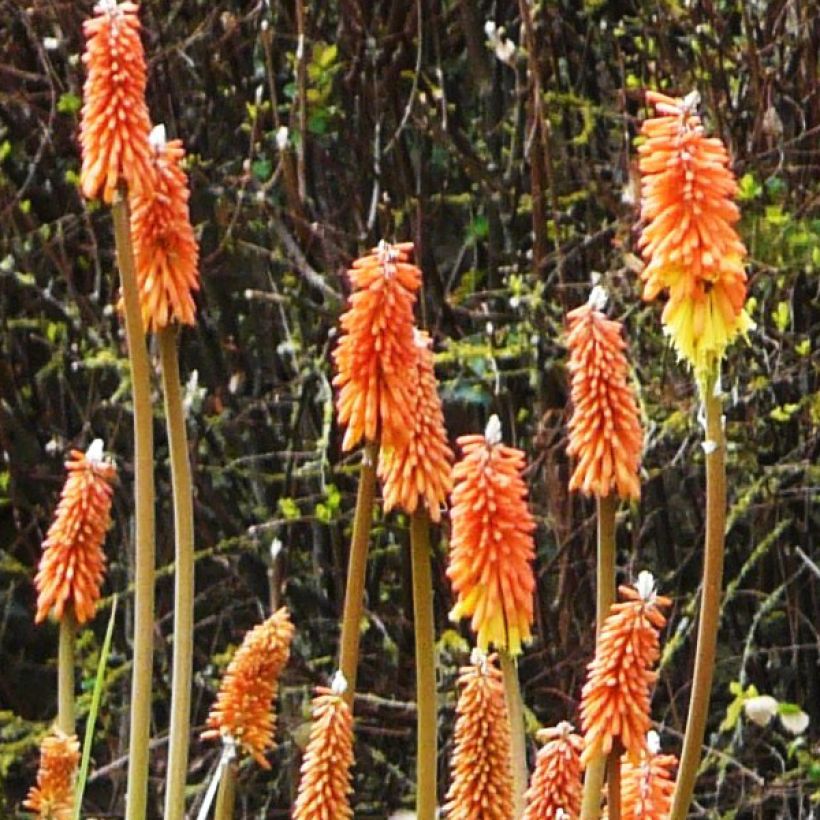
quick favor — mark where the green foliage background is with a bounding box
[0,0,818,816]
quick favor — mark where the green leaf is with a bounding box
[278,497,300,520]
[772,301,790,332]
[251,158,272,181]
[74,596,117,820]
[737,172,762,201]
[58,92,82,115]
[769,403,800,423]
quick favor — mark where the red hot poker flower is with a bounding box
[201,607,293,768]
[580,572,670,766]
[566,288,643,500]
[332,241,421,452]
[79,1,152,203]
[24,729,80,820]
[447,416,536,656]
[378,329,453,522]
[617,731,677,820]
[35,440,116,625]
[523,722,584,820]
[292,672,355,820]
[443,651,514,819]
[129,126,200,332]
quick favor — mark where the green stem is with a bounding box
[580,494,618,820]
[214,761,236,820]
[112,186,156,820]
[58,612,76,734]
[159,327,195,820]
[670,376,726,819]
[410,509,437,820]
[338,442,378,709]
[500,650,527,819]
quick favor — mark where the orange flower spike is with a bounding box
[523,722,584,820]
[24,729,81,820]
[580,572,671,766]
[332,241,421,452]
[447,415,536,656]
[443,650,514,819]
[201,607,293,768]
[79,0,153,203]
[130,125,200,332]
[293,672,355,820]
[637,90,750,374]
[618,731,677,820]
[566,288,643,501]
[34,440,116,625]
[378,329,453,522]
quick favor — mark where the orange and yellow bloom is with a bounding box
[129,126,200,332]
[638,90,750,375]
[615,731,677,820]
[332,241,421,452]
[378,329,453,522]
[566,290,643,500]
[523,722,584,820]
[443,651,514,819]
[24,729,80,820]
[447,416,536,656]
[35,440,116,625]
[79,0,152,203]
[292,672,355,820]
[202,607,293,768]
[580,572,670,766]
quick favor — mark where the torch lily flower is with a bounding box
[523,722,584,820]
[611,731,677,820]
[24,729,80,820]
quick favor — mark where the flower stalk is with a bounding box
[410,508,437,819]
[670,375,726,818]
[57,612,76,735]
[213,761,236,820]
[112,187,156,820]
[159,326,195,820]
[500,651,527,819]
[338,442,378,708]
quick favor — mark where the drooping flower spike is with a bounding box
[443,650,514,819]
[201,607,293,768]
[616,731,677,820]
[580,572,671,766]
[638,89,750,376]
[332,241,421,452]
[523,722,584,820]
[34,440,116,625]
[292,671,355,820]
[378,329,453,522]
[566,287,643,500]
[447,415,536,656]
[129,125,200,332]
[24,729,80,820]
[79,0,153,203]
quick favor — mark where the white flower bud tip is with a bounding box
[484,414,502,446]
[331,670,348,696]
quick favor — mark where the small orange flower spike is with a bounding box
[443,650,514,819]
[566,288,643,500]
[24,729,80,820]
[523,722,584,820]
[129,125,200,332]
[638,90,750,374]
[79,0,153,203]
[34,440,116,625]
[201,607,294,768]
[617,731,677,820]
[378,329,453,522]
[332,241,421,452]
[293,672,355,820]
[447,416,536,656]
[580,572,670,766]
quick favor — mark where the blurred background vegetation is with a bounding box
[0,0,818,816]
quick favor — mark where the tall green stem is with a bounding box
[500,650,527,819]
[159,327,195,820]
[112,187,156,820]
[580,494,618,820]
[58,612,76,734]
[410,509,437,819]
[338,442,378,709]
[670,376,726,819]
[607,742,621,820]
[213,761,236,820]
